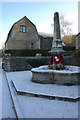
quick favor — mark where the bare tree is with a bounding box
[51,14,75,46]
[51,14,73,36]
[60,15,73,37]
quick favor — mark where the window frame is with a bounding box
[20,25,26,33]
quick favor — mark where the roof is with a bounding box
[38,32,53,38]
[5,16,36,44]
[14,16,36,27]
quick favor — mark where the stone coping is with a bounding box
[31,65,80,85]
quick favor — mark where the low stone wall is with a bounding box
[2,55,80,72]
[10,57,50,71]
[3,56,50,71]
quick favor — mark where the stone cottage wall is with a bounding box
[5,16,39,50]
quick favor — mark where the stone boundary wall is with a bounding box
[0,50,2,57]
[2,55,80,72]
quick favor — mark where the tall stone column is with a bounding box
[54,12,61,40]
[51,12,63,53]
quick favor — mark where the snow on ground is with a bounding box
[0,58,16,118]
[31,65,80,73]
[16,95,78,118]
[6,71,79,98]
[6,70,79,118]
[2,70,16,118]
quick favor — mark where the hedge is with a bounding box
[4,49,50,57]
[4,46,75,57]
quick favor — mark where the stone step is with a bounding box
[11,80,80,102]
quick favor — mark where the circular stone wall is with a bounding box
[31,65,80,85]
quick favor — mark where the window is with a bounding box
[20,25,26,33]
[31,43,34,49]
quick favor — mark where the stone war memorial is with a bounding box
[49,12,65,70]
[31,12,80,85]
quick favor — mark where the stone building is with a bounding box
[5,16,39,50]
[38,32,53,49]
[76,2,80,49]
[76,32,80,49]
[5,16,53,50]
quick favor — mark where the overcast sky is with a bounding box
[0,1,79,49]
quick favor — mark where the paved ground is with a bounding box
[6,69,79,118]
[0,58,2,120]
[0,58,16,119]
